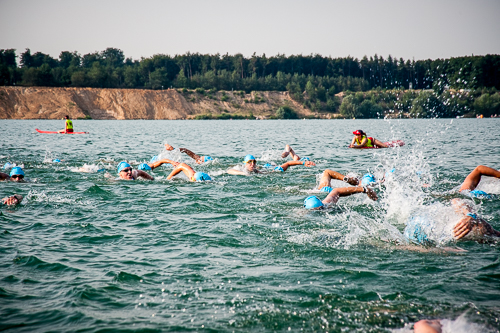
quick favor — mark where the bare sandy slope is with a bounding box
[0,87,321,120]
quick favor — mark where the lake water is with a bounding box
[1,119,499,332]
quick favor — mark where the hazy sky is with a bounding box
[1,0,499,61]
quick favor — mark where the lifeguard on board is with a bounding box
[58,115,73,133]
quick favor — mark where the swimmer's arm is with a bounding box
[149,159,179,170]
[349,137,356,148]
[136,170,154,180]
[323,186,365,205]
[0,172,9,181]
[178,148,202,162]
[227,168,248,176]
[167,163,195,180]
[279,160,316,171]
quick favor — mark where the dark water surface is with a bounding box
[1,119,499,332]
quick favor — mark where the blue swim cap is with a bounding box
[304,196,324,209]
[117,161,131,173]
[468,190,491,199]
[138,163,152,171]
[320,186,333,193]
[193,172,211,181]
[150,155,159,163]
[244,154,256,163]
[10,167,24,177]
[361,173,376,186]
[300,157,310,161]
[53,159,61,163]
[274,166,284,172]
[203,156,214,162]
[404,216,431,245]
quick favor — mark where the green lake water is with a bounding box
[1,119,499,332]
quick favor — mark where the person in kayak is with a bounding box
[303,169,378,210]
[349,130,388,148]
[227,154,316,175]
[58,115,74,133]
[163,144,214,164]
[0,167,26,182]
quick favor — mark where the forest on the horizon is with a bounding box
[1,48,500,118]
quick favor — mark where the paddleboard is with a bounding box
[36,129,89,134]
[349,140,405,149]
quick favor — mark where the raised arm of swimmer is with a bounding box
[164,144,213,164]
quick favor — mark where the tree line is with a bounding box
[1,48,499,91]
[0,48,499,118]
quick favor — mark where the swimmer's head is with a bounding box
[304,196,324,210]
[9,167,24,181]
[138,163,152,171]
[203,156,214,162]
[53,159,61,163]
[117,161,131,174]
[404,215,432,245]
[320,186,332,193]
[244,155,256,163]
[361,173,376,186]
[193,172,211,182]
[468,190,491,199]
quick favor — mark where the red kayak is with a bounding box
[36,128,89,134]
[349,140,405,149]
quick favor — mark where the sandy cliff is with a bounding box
[0,87,320,119]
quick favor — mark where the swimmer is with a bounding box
[164,144,214,164]
[304,169,377,210]
[349,129,388,148]
[228,154,316,175]
[58,115,74,133]
[281,144,312,162]
[117,162,154,180]
[458,165,500,198]
[0,167,25,182]
[2,194,23,206]
[404,199,499,246]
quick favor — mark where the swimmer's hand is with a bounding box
[365,187,378,201]
[281,145,291,158]
[164,144,175,151]
[304,161,316,167]
[344,177,359,186]
[2,195,22,206]
[454,217,473,240]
